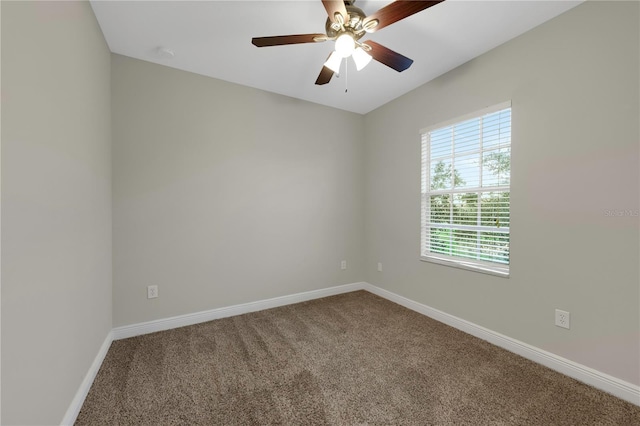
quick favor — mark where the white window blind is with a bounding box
[420,102,511,277]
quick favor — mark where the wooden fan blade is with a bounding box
[322,0,348,23]
[252,34,327,47]
[363,0,444,33]
[315,54,335,85]
[364,40,413,72]
[315,66,334,85]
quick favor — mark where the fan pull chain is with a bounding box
[345,59,348,93]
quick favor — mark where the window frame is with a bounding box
[420,101,512,278]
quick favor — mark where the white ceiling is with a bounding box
[90,0,582,114]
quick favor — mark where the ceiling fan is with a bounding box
[251,0,444,85]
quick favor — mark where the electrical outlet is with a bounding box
[341,260,347,270]
[377,262,383,272]
[555,309,570,329]
[147,285,158,299]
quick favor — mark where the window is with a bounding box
[420,102,511,277]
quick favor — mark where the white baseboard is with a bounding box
[61,331,114,425]
[363,282,640,407]
[112,282,367,340]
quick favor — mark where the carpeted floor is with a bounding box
[76,291,640,425]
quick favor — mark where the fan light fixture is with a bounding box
[326,32,372,73]
[324,51,343,73]
[335,33,355,58]
[352,46,372,70]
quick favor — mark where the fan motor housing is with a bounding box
[325,5,367,40]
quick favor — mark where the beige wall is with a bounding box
[363,1,639,385]
[111,55,364,327]
[1,2,112,424]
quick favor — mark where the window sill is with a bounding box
[420,255,509,278]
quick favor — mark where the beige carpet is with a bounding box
[76,291,640,425]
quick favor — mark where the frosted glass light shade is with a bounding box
[324,51,342,73]
[335,33,355,58]
[352,47,372,71]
